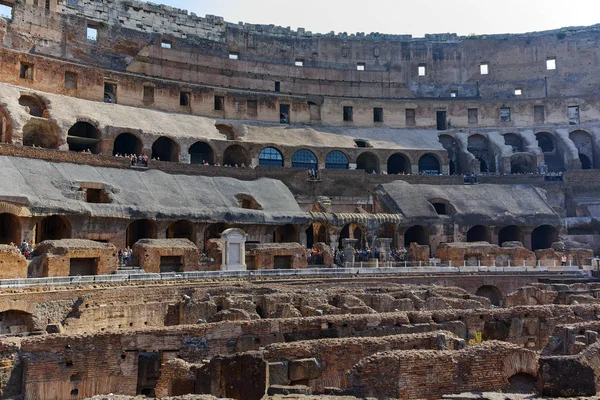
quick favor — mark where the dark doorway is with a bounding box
[476,285,503,307]
[306,226,314,249]
[467,225,490,243]
[580,154,593,170]
[273,225,296,243]
[137,352,161,397]
[126,219,157,248]
[67,122,101,153]
[0,213,20,245]
[166,220,195,243]
[436,111,447,130]
[189,142,214,165]
[35,215,71,243]
[69,258,97,276]
[274,256,292,269]
[387,153,410,175]
[498,225,521,246]
[151,136,179,162]
[531,225,559,251]
[113,133,143,156]
[404,225,429,246]
[356,152,379,173]
[160,256,183,273]
[223,145,250,167]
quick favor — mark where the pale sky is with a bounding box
[148,0,600,37]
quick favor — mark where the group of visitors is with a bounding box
[306,247,325,265]
[307,169,321,181]
[199,160,255,169]
[114,153,149,167]
[118,248,133,265]
[10,241,35,260]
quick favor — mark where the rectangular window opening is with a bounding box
[357,62,365,71]
[468,108,478,125]
[228,53,239,60]
[546,58,556,70]
[179,91,190,107]
[247,100,257,117]
[64,71,78,89]
[143,86,155,103]
[19,62,33,80]
[274,81,280,92]
[418,64,426,76]
[436,110,447,130]
[295,59,304,67]
[87,26,98,41]
[104,82,117,103]
[534,105,545,125]
[500,107,511,122]
[514,88,522,96]
[343,106,353,122]
[373,107,383,123]
[480,62,489,75]
[214,95,224,111]
[160,41,172,49]
[280,104,290,124]
[86,188,111,204]
[0,4,13,20]
[568,105,580,125]
[405,108,416,127]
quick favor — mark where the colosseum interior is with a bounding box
[0,0,599,399]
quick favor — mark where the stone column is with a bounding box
[377,238,393,262]
[342,238,358,264]
[522,228,534,251]
[329,232,339,252]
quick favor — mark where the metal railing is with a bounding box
[0,265,592,289]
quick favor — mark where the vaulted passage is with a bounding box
[113,133,143,156]
[166,220,196,243]
[466,225,490,243]
[356,152,379,173]
[503,133,523,153]
[67,122,101,153]
[439,135,458,174]
[18,95,46,117]
[273,224,297,243]
[0,310,34,335]
[0,213,21,245]
[223,145,250,167]
[476,285,503,307]
[531,225,559,251]
[151,136,179,162]
[189,141,214,165]
[570,130,595,169]
[404,225,429,246]
[418,154,440,175]
[498,226,522,246]
[126,219,157,248]
[468,134,492,173]
[536,132,563,172]
[387,153,411,174]
[35,215,71,243]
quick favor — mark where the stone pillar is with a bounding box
[522,228,534,251]
[411,164,419,175]
[342,238,357,264]
[377,238,393,262]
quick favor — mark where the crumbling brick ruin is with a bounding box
[0,0,599,398]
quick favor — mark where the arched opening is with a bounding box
[511,153,536,174]
[306,226,314,248]
[18,94,46,117]
[67,122,101,154]
[536,132,562,172]
[467,225,490,243]
[418,154,440,175]
[204,223,227,250]
[0,213,21,245]
[570,130,595,169]
[0,105,14,143]
[325,150,349,170]
[35,215,71,243]
[273,224,297,243]
[531,225,559,251]
[476,285,503,307]
[503,133,523,153]
[468,134,492,173]
[126,219,157,248]
[189,142,214,165]
[0,310,34,334]
[356,152,379,174]
[151,136,179,162]
[166,220,196,244]
[339,223,362,249]
[506,373,538,395]
[387,153,411,175]
[113,133,143,156]
[22,119,61,149]
[259,147,284,167]
[498,225,522,246]
[216,124,236,140]
[223,145,250,167]
[404,225,429,246]
[429,199,454,215]
[316,225,328,244]
[291,149,318,169]
[439,134,459,175]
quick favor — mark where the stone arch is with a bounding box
[467,225,491,243]
[0,105,13,143]
[189,141,214,165]
[316,225,328,244]
[531,225,559,251]
[35,215,71,243]
[18,94,46,118]
[223,145,250,167]
[325,150,349,170]
[291,149,318,169]
[22,119,61,149]
[387,153,411,174]
[503,133,523,153]
[166,220,196,244]
[570,130,595,169]
[0,213,21,245]
[67,121,101,154]
[418,154,441,175]
[498,225,522,246]
[126,219,157,248]
[536,132,562,172]
[468,134,492,173]
[439,134,458,174]
[259,147,284,167]
[502,353,539,386]
[216,124,236,140]
[151,136,179,162]
[404,225,429,246]
[510,153,536,174]
[356,152,380,173]
[113,132,143,156]
[0,310,34,334]
[506,373,538,394]
[273,224,297,243]
[476,285,503,306]
[339,223,364,249]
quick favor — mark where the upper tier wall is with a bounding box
[2,1,600,100]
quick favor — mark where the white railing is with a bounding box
[0,265,592,289]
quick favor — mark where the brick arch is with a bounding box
[502,350,539,381]
[112,131,144,156]
[151,136,180,162]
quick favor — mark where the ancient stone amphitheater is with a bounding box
[0,0,600,399]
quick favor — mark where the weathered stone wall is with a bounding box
[0,245,27,279]
[436,242,537,266]
[31,239,117,277]
[132,239,200,273]
[246,243,307,270]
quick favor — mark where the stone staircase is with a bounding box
[113,263,146,275]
